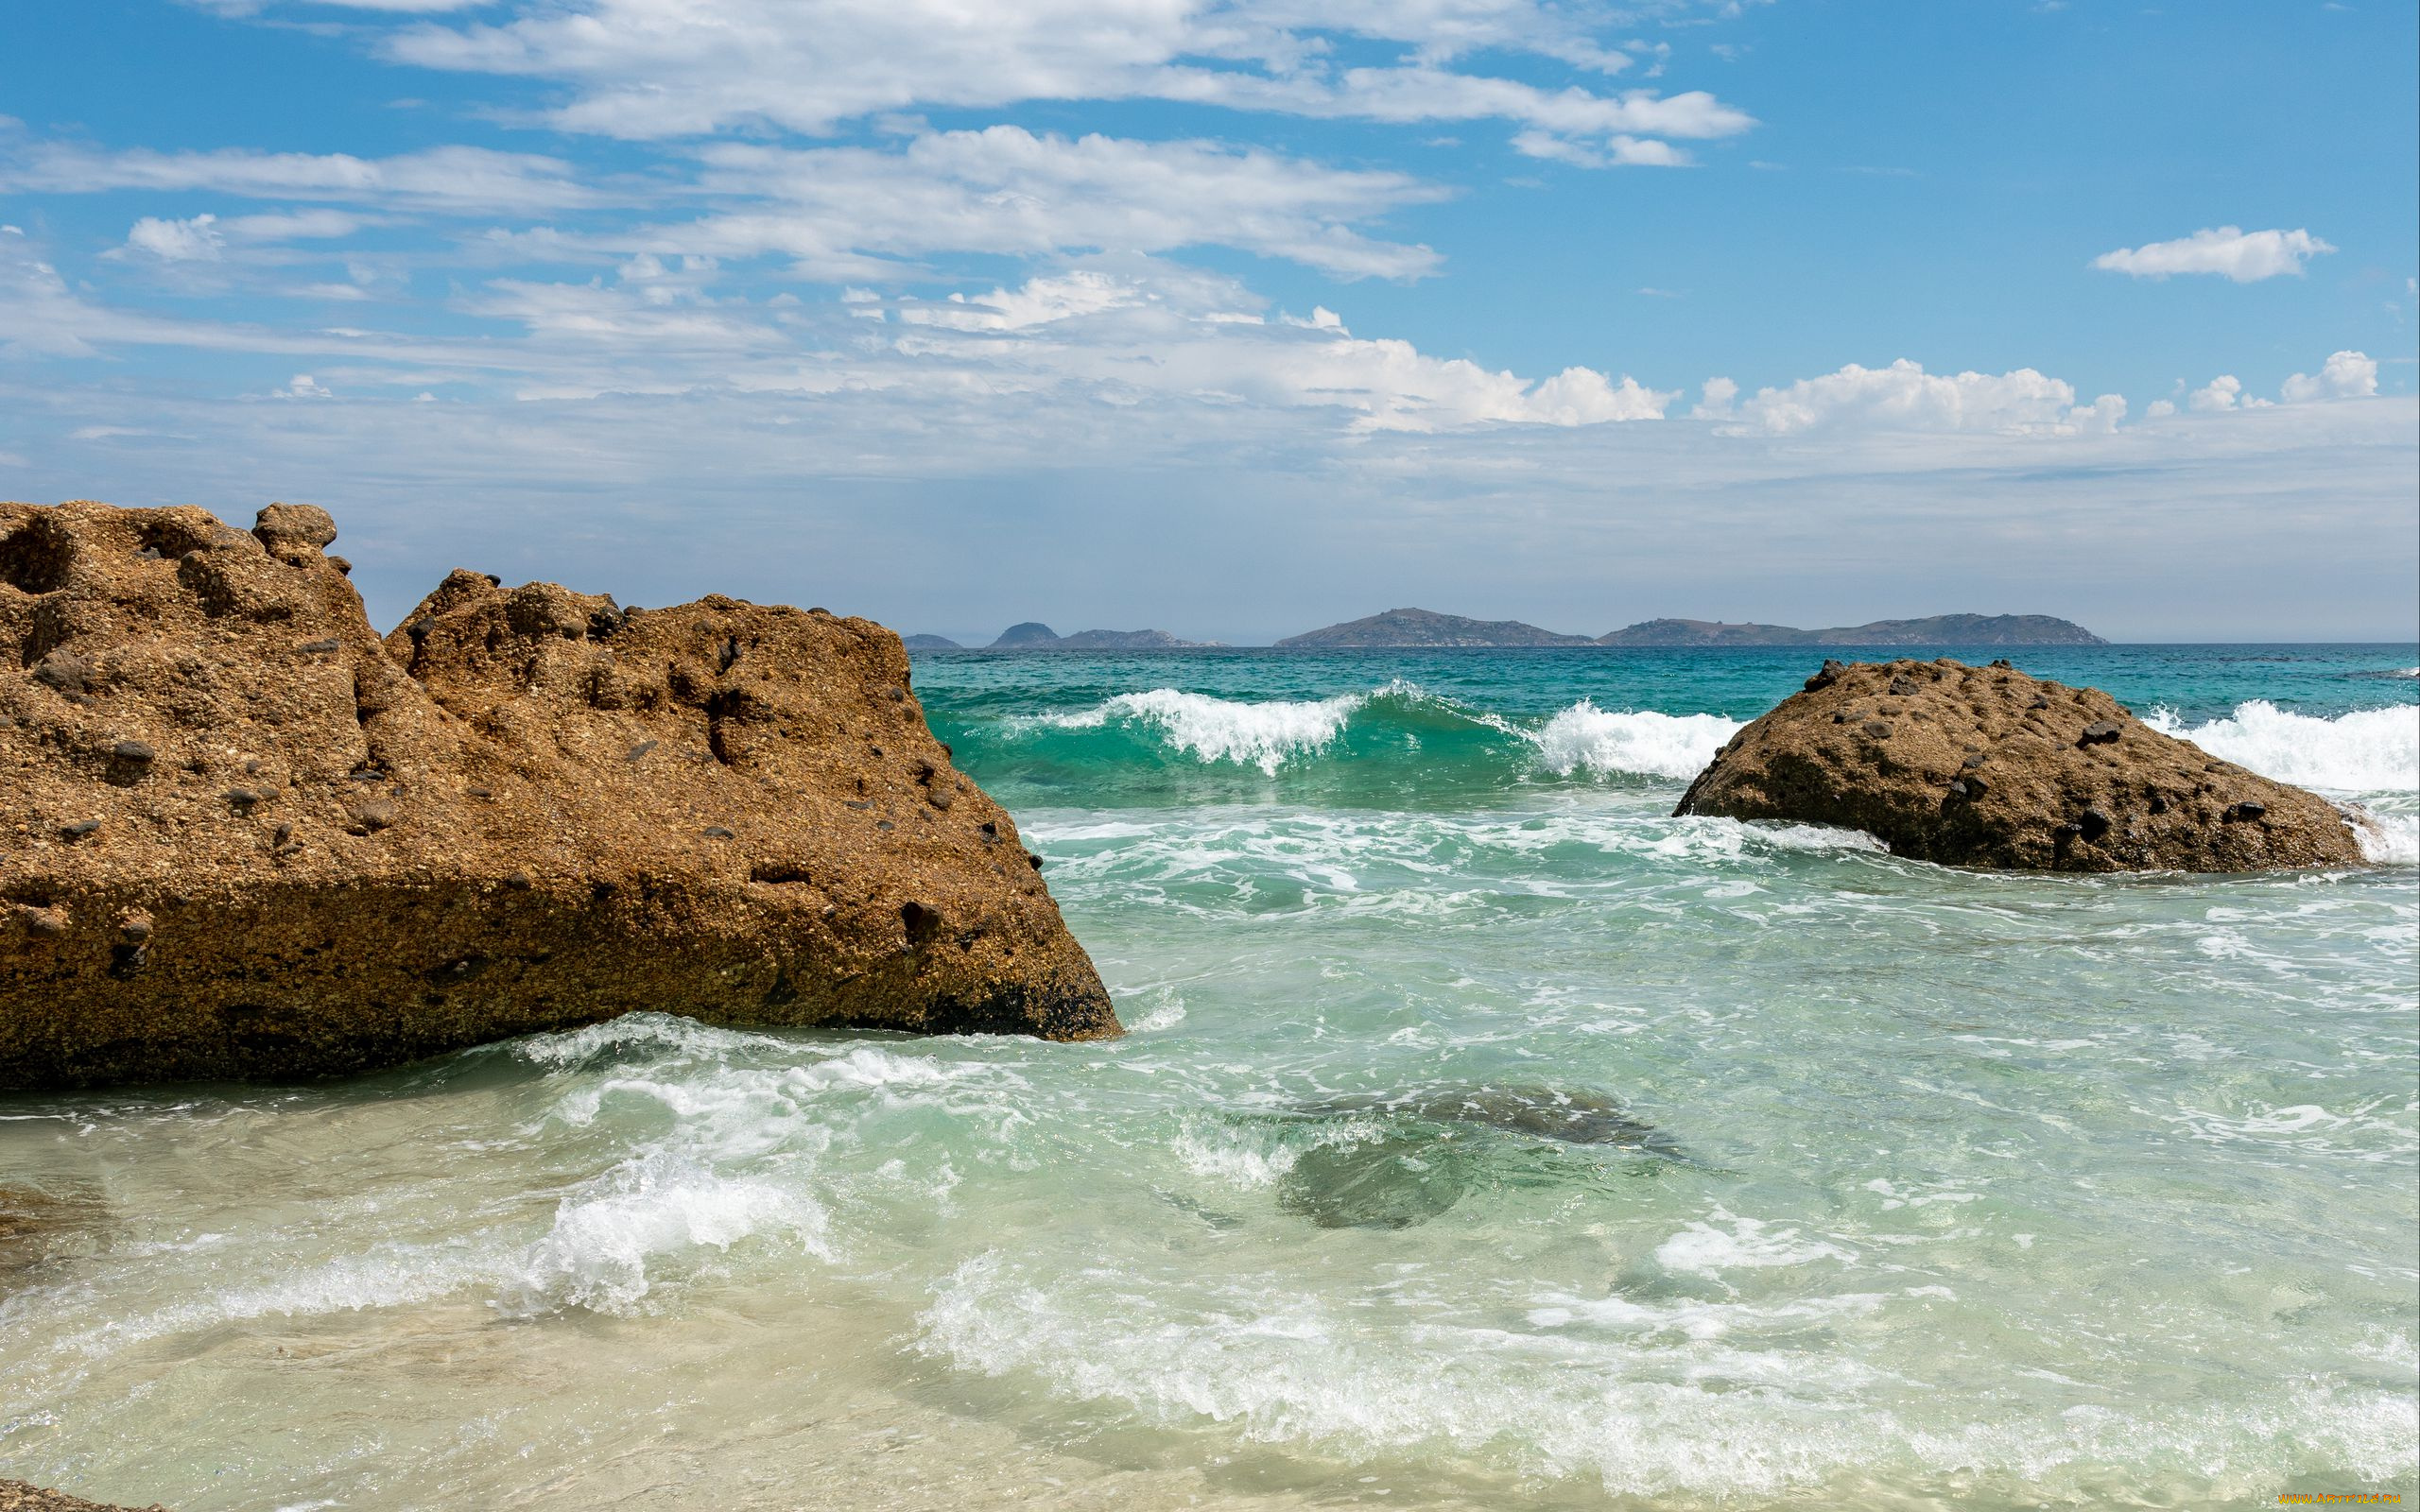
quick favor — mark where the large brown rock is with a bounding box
[1675,657,2366,871]
[0,500,1117,1091]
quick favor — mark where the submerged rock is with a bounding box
[1277,1084,1682,1228]
[0,500,1117,1090]
[1303,1085,1683,1157]
[1277,1135,1474,1229]
[1675,658,2365,871]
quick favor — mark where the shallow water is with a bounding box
[4,644,2415,1509]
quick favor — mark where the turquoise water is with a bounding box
[3,645,2415,1510]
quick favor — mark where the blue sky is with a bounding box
[3,0,2413,642]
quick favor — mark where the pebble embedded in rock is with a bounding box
[1861,720,1893,739]
[347,798,398,832]
[1888,677,1921,696]
[2224,801,2267,822]
[627,741,657,762]
[20,905,70,936]
[1961,753,1986,769]
[296,639,340,655]
[32,650,95,696]
[112,740,155,764]
[2028,695,2050,710]
[2078,721,2121,747]
[61,820,100,839]
[2053,821,2083,841]
[703,826,735,839]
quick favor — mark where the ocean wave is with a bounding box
[494,1148,830,1316]
[1533,701,1741,780]
[1007,681,1739,782]
[2146,700,2416,795]
[1024,687,1372,775]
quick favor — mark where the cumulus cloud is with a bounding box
[2187,375,2261,412]
[2092,226,2336,283]
[1729,359,2125,436]
[2279,349,2377,403]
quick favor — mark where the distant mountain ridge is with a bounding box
[1598,614,2106,646]
[1275,608,1595,649]
[984,622,1218,650]
[916,610,2106,650]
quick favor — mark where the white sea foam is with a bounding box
[2145,700,2417,794]
[1531,701,1741,780]
[1033,687,1369,774]
[1653,1211,1857,1277]
[496,1149,830,1316]
[917,1253,2419,1500]
[2342,807,2420,866]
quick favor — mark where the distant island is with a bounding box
[906,622,1219,650]
[1274,608,1596,649]
[915,610,2106,650]
[1599,614,2108,647]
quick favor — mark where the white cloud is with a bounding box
[1511,129,1691,167]
[2092,226,2336,283]
[2280,349,2377,403]
[1731,359,2125,436]
[665,129,1445,281]
[123,214,226,262]
[1689,375,1737,419]
[112,208,370,263]
[384,0,1752,164]
[0,143,600,214]
[2188,374,2251,411]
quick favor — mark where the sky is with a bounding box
[2,0,2414,644]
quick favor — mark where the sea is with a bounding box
[3,644,2416,1511]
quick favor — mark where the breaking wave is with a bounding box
[1003,681,1737,785]
[1533,701,1740,780]
[2146,700,2416,795]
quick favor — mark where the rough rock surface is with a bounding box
[0,500,1117,1091]
[1675,657,2366,871]
[0,1482,164,1512]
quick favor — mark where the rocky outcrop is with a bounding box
[1675,658,2365,871]
[0,500,1118,1091]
